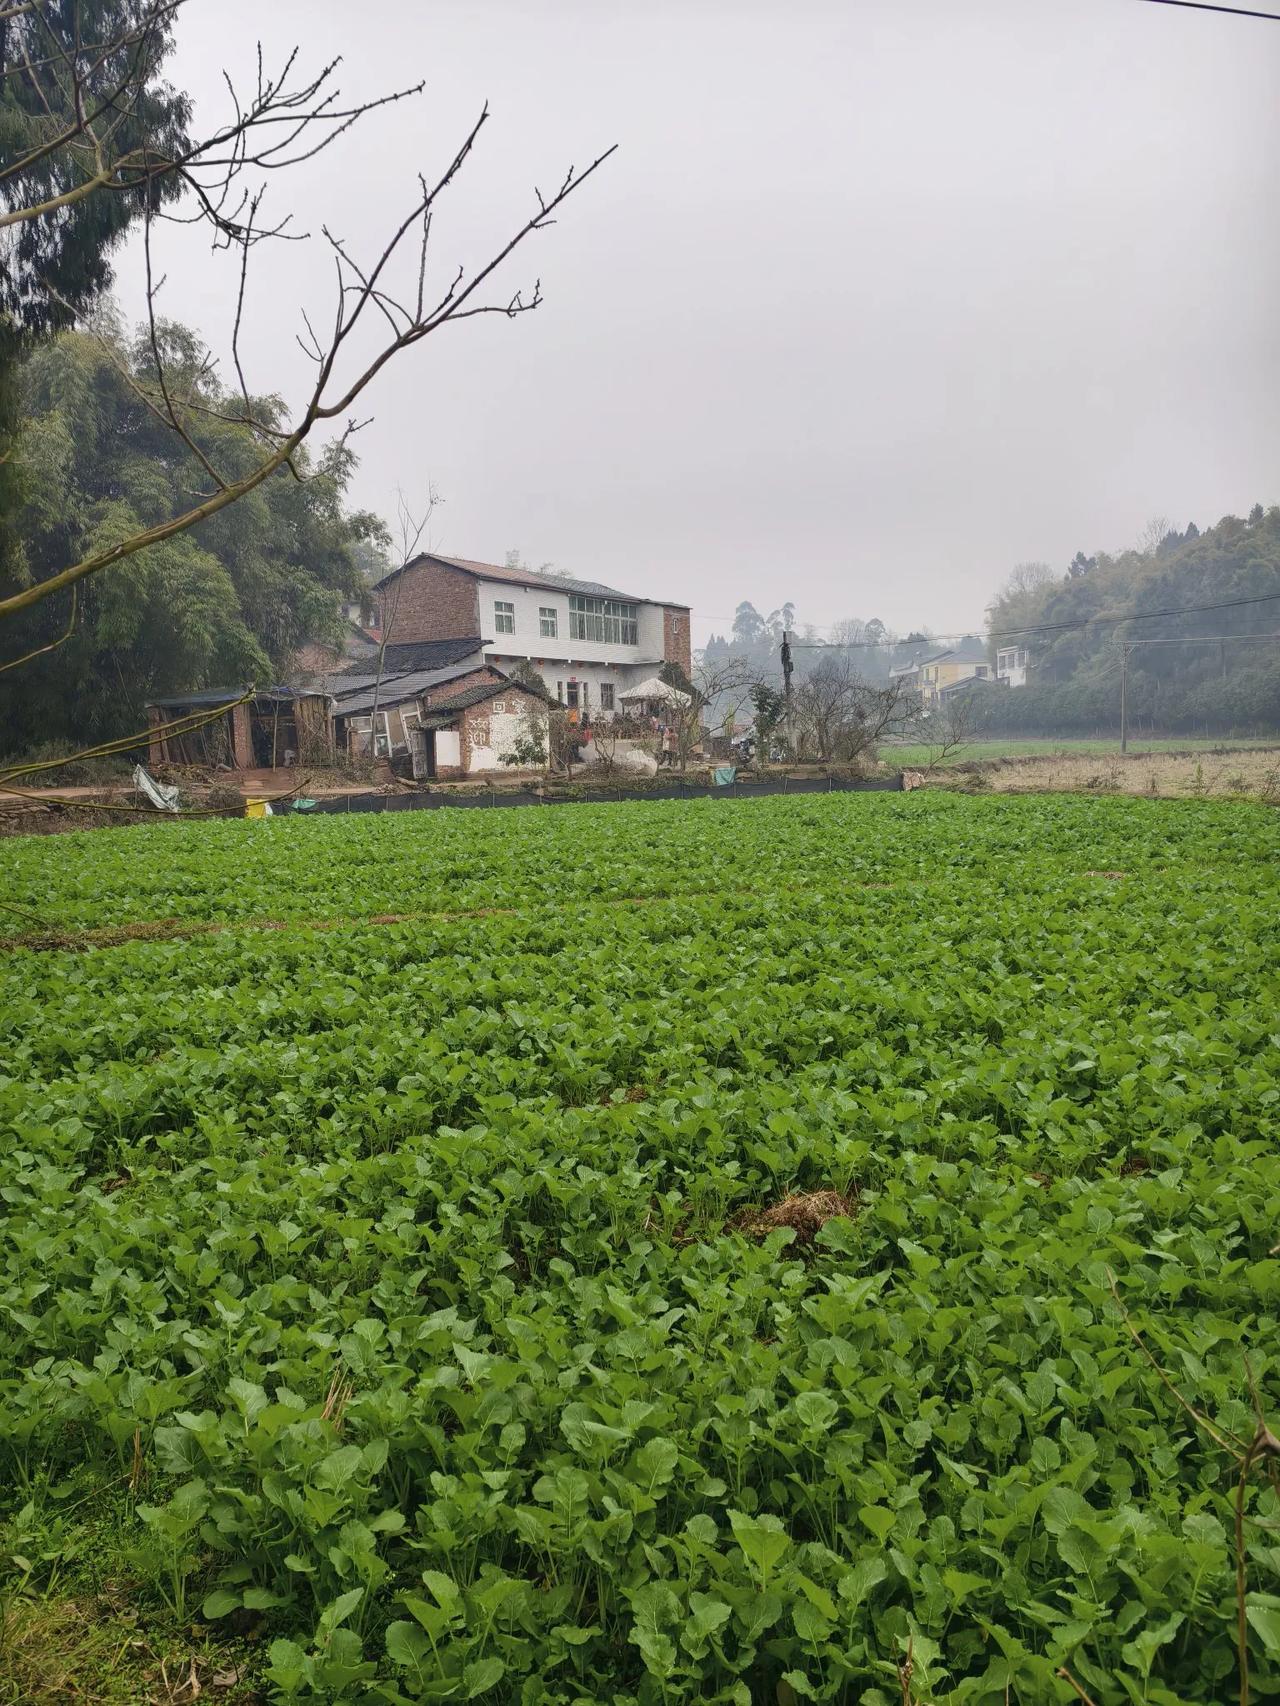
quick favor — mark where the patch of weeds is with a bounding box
[731,1187,859,1245]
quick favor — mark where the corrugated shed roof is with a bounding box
[146,686,318,709]
[375,552,690,610]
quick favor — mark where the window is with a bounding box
[599,683,615,712]
[974,665,989,678]
[566,682,579,709]
[556,681,564,703]
[401,708,421,732]
[539,606,558,638]
[568,594,639,646]
[494,600,515,634]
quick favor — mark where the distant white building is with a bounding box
[996,645,1030,688]
[372,553,692,719]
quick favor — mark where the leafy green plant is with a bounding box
[0,792,1277,1702]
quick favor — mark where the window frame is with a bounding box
[599,683,615,712]
[568,594,639,646]
[538,606,558,638]
[494,599,516,635]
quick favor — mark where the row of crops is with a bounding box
[1,792,1279,1703]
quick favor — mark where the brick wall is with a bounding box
[379,557,479,643]
[230,703,254,768]
[662,606,692,678]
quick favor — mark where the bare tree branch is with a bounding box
[0,113,615,623]
[0,585,76,675]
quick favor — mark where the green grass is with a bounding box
[882,734,1280,766]
[1,792,1278,1704]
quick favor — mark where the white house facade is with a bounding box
[996,645,1030,688]
[373,553,692,719]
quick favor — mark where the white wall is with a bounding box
[486,658,655,717]
[467,700,547,772]
[476,578,667,668]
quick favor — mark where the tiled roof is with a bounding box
[944,635,990,666]
[330,663,494,718]
[376,552,690,610]
[331,636,486,680]
[382,636,488,672]
[425,677,549,716]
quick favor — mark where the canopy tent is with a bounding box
[618,675,692,710]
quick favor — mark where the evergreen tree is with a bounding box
[0,323,382,750]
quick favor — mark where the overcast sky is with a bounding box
[116,0,1280,645]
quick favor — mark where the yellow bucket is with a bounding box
[244,798,270,819]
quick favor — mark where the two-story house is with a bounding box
[373,554,692,718]
[891,635,992,707]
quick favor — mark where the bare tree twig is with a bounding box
[0,586,76,675]
[0,119,615,625]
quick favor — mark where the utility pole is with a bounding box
[781,629,794,756]
[1119,642,1131,754]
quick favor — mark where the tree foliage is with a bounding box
[0,2,191,581]
[0,0,191,335]
[0,322,382,748]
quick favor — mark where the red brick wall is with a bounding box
[460,703,490,767]
[230,703,254,768]
[662,606,692,677]
[379,558,479,642]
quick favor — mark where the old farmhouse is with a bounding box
[145,553,687,779]
[372,554,692,720]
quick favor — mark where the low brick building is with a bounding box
[330,661,551,777]
[417,677,551,779]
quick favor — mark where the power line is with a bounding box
[787,590,1280,650]
[1105,632,1279,646]
[1137,0,1280,21]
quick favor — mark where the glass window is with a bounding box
[568,594,639,646]
[599,683,615,711]
[494,600,515,634]
[539,606,558,638]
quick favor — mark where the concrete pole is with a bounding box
[1120,643,1130,755]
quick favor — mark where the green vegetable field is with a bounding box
[1,792,1278,1705]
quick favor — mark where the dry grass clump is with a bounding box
[732,1188,858,1245]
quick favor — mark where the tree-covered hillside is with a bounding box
[979,509,1280,736]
